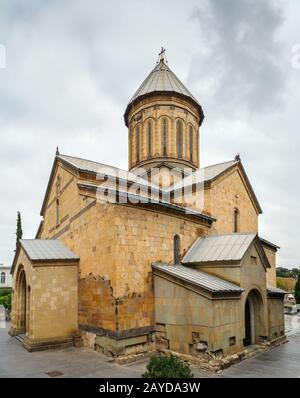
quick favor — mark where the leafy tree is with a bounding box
[294,269,300,304]
[142,354,194,378]
[15,211,23,250]
[276,277,296,293]
[0,291,12,311]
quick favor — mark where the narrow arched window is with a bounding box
[136,126,140,162]
[1,272,6,284]
[162,118,167,156]
[234,208,239,233]
[189,126,193,161]
[129,130,132,165]
[147,121,152,158]
[176,121,183,158]
[174,235,181,264]
[56,199,60,226]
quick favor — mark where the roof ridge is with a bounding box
[58,153,122,171]
[201,159,238,170]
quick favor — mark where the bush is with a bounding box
[0,288,12,297]
[142,354,194,378]
[0,292,12,311]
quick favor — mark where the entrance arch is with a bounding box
[15,266,28,335]
[244,289,264,346]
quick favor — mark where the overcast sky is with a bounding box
[0,0,299,268]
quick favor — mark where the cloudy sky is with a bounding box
[0,0,299,268]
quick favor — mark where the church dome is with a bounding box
[124,51,204,127]
[125,49,204,172]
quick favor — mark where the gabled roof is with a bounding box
[19,239,79,262]
[78,182,216,225]
[182,233,257,264]
[152,263,244,295]
[171,158,262,215]
[267,285,286,295]
[182,233,271,270]
[12,239,79,274]
[57,154,121,176]
[259,237,280,251]
[171,159,238,191]
[124,59,204,127]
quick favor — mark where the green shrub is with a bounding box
[0,288,12,297]
[142,354,194,378]
[0,292,12,311]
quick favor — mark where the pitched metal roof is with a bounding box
[152,263,244,294]
[171,159,238,191]
[182,233,257,264]
[259,237,280,251]
[58,154,120,176]
[20,239,79,261]
[267,285,286,295]
[57,154,160,190]
[124,59,204,126]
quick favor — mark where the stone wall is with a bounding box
[127,94,201,171]
[153,274,243,357]
[263,246,277,287]
[268,297,285,340]
[10,247,78,350]
[206,167,259,234]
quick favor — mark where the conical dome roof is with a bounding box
[124,56,204,127]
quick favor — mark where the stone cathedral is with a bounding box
[10,50,285,363]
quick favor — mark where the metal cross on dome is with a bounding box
[159,47,166,62]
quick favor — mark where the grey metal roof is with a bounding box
[124,60,204,126]
[172,159,238,191]
[259,237,280,251]
[182,233,256,264]
[78,183,215,224]
[20,239,79,261]
[57,154,161,190]
[129,60,198,104]
[152,263,244,294]
[59,154,238,195]
[267,285,287,295]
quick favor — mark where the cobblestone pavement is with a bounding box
[1,314,300,378]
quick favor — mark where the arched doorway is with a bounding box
[244,289,264,346]
[16,268,27,335]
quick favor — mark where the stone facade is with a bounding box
[127,94,201,171]
[10,53,284,362]
[153,241,282,359]
[10,247,78,351]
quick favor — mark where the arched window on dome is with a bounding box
[176,120,183,158]
[189,126,193,161]
[136,126,140,162]
[162,118,167,156]
[147,121,152,158]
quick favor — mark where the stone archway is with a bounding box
[15,266,27,335]
[244,289,264,346]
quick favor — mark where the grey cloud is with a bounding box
[189,0,286,115]
[0,0,299,269]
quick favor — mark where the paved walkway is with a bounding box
[1,313,300,378]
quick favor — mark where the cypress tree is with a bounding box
[15,211,23,250]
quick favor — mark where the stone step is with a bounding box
[14,334,25,343]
